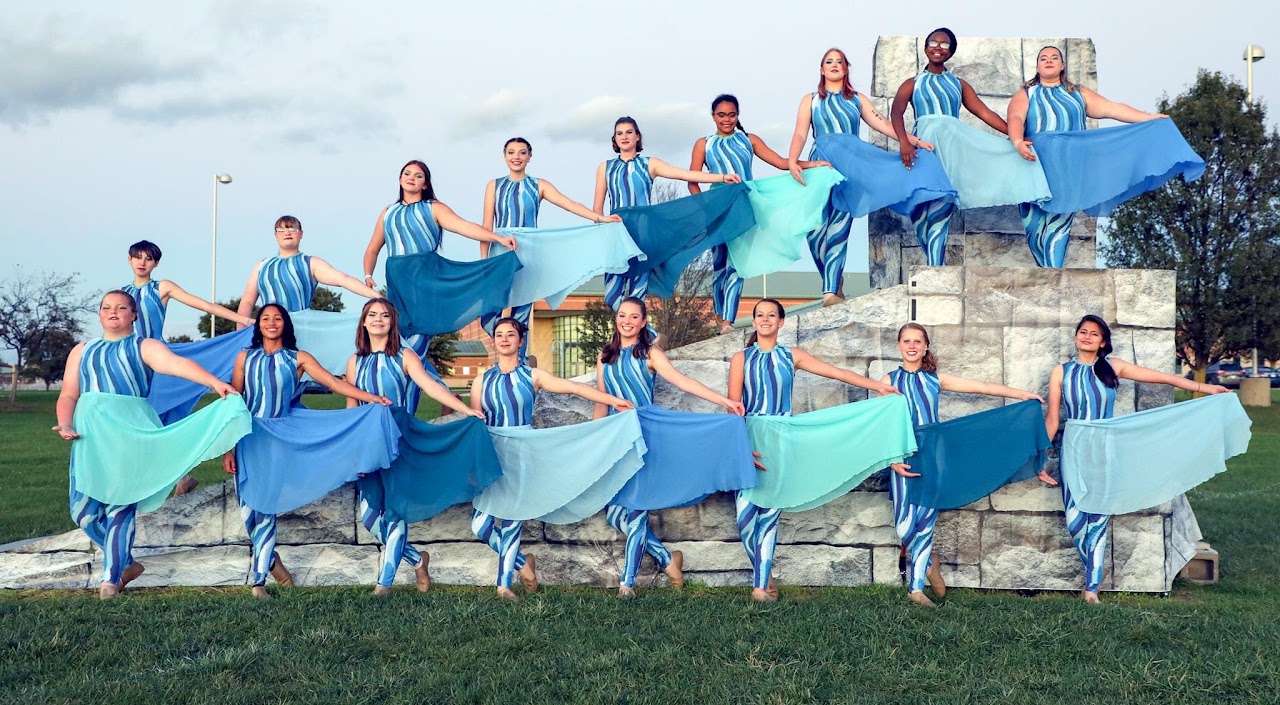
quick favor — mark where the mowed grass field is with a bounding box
[1,391,1277,704]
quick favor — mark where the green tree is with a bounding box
[166,334,195,344]
[196,298,245,339]
[0,269,91,405]
[196,288,343,339]
[1103,70,1280,380]
[20,328,78,390]
[310,286,344,313]
[425,332,459,377]
[575,299,617,368]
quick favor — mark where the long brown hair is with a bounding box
[1021,45,1077,92]
[397,160,436,203]
[746,298,785,347]
[897,322,939,373]
[1075,315,1118,388]
[355,298,402,357]
[600,297,653,365]
[816,48,856,100]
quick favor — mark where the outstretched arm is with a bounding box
[1007,89,1035,161]
[404,350,481,418]
[750,133,827,171]
[362,208,388,289]
[52,343,85,439]
[1080,87,1167,123]
[140,338,235,397]
[862,97,930,149]
[541,179,616,223]
[532,368,633,412]
[433,201,516,250]
[1111,358,1228,394]
[938,372,1042,402]
[793,348,900,396]
[650,157,741,185]
[297,351,389,405]
[236,263,263,328]
[161,280,254,326]
[960,80,1009,134]
[650,348,744,414]
[311,257,380,300]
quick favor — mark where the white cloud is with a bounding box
[542,96,705,156]
[451,89,531,138]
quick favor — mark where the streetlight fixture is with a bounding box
[1241,46,1267,406]
[1244,45,1266,104]
[211,173,233,338]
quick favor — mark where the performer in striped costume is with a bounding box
[1008,46,1170,267]
[892,28,1011,265]
[729,299,899,601]
[593,117,741,312]
[693,95,830,331]
[788,49,932,301]
[346,298,483,594]
[1041,315,1227,603]
[470,317,633,601]
[223,304,390,600]
[54,291,236,598]
[882,323,1041,607]
[479,138,620,360]
[594,297,745,597]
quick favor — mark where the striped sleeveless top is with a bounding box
[355,351,421,415]
[605,156,653,211]
[741,344,795,416]
[889,367,941,426]
[704,131,755,181]
[382,200,442,257]
[79,335,152,397]
[480,364,536,427]
[1024,84,1087,136]
[257,254,315,312]
[601,346,655,411]
[493,176,541,228]
[810,91,863,158]
[912,70,963,118]
[243,347,302,419]
[121,280,166,340]
[1061,358,1116,421]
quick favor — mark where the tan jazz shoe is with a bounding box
[173,475,199,496]
[269,553,294,587]
[908,590,937,608]
[415,551,432,593]
[665,550,685,590]
[519,554,539,593]
[119,562,145,590]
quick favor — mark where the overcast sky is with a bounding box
[2,0,1276,343]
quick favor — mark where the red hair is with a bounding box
[817,48,856,100]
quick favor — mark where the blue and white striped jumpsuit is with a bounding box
[1020,84,1088,268]
[807,91,861,294]
[480,175,540,361]
[737,343,794,590]
[703,131,752,322]
[472,364,535,588]
[603,156,653,309]
[70,334,154,584]
[601,345,674,588]
[121,280,166,340]
[1059,358,1117,592]
[382,200,444,360]
[910,71,964,266]
[257,254,316,312]
[888,367,942,593]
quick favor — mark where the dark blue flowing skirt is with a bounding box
[1031,119,1206,216]
[235,405,400,514]
[903,400,1051,510]
[358,409,503,524]
[815,134,957,217]
[616,184,756,298]
[610,405,758,510]
[147,328,253,424]
[387,250,522,337]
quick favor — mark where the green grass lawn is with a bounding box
[1,392,1277,704]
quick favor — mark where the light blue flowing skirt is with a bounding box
[903,400,1050,510]
[496,222,646,309]
[814,134,956,218]
[472,412,646,523]
[741,395,917,511]
[1031,119,1206,216]
[1060,393,1251,515]
[235,404,401,515]
[914,114,1051,209]
[724,167,845,279]
[359,409,504,524]
[147,328,253,424]
[291,309,361,376]
[616,184,756,298]
[610,405,758,510]
[387,250,523,337]
[71,393,251,512]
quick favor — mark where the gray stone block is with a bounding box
[1110,514,1167,592]
[963,206,1025,235]
[135,481,230,548]
[872,545,903,585]
[0,551,92,589]
[908,266,963,295]
[946,37,1023,96]
[5,529,93,554]
[777,492,896,546]
[276,486,357,545]
[657,494,740,542]
[934,510,982,566]
[989,477,1063,512]
[871,36,921,98]
[979,512,1097,590]
[776,544,873,587]
[113,545,252,588]
[1114,269,1176,328]
[1064,38,1098,90]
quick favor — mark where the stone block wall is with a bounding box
[0,266,1200,594]
[865,36,1101,288]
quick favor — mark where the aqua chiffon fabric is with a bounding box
[496,222,645,310]
[290,310,361,375]
[725,167,845,279]
[914,114,1051,209]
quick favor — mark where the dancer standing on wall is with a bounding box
[593,116,740,312]
[881,323,1042,607]
[788,48,932,302]
[1041,315,1227,603]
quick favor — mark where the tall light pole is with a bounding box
[211,173,233,338]
[1245,46,1265,374]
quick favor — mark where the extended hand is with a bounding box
[723,399,746,416]
[1037,470,1059,486]
[222,452,237,475]
[788,162,807,185]
[878,383,902,396]
[722,174,743,184]
[891,462,920,478]
[364,275,379,289]
[611,399,635,413]
[465,408,484,419]
[1014,139,1037,161]
[753,450,766,471]
[914,138,935,151]
[899,142,917,169]
[51,424,80,441]
[500,236,517,250]
[212,381,237,399]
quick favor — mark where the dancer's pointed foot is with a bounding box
[618,586,636,600]
[751,587,777,603]
[119,562,145,590]
[519,554,538,593]
[766,577,779,600]
[251,586,271,600]
[665,550,685,590]
[926,560,946,598]
[269,553,294,587]
[909,590,937,608]
[720,321,736,334]
[415,552,432,593]
[496,587,519,602]
[373,585,393,596]
[99,583,120,600]
[173,475,199,496]
[822,293,845,307]
[1082,590,1101,604]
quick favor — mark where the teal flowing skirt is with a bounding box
[1060,394,1251,514]
[472,411,647,523]
[71,392,252,512]
[387,250,523,337]
[291,310,361,375]
[148,328,253,424]
[725,167,845,279]
[616,184,756,298]
[914,114,1051,209]
[903,400,1051,510]
[740,395,917,511]
[359,409,504,524]
[496,222,646,310]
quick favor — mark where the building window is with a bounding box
[551,315,591,378]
